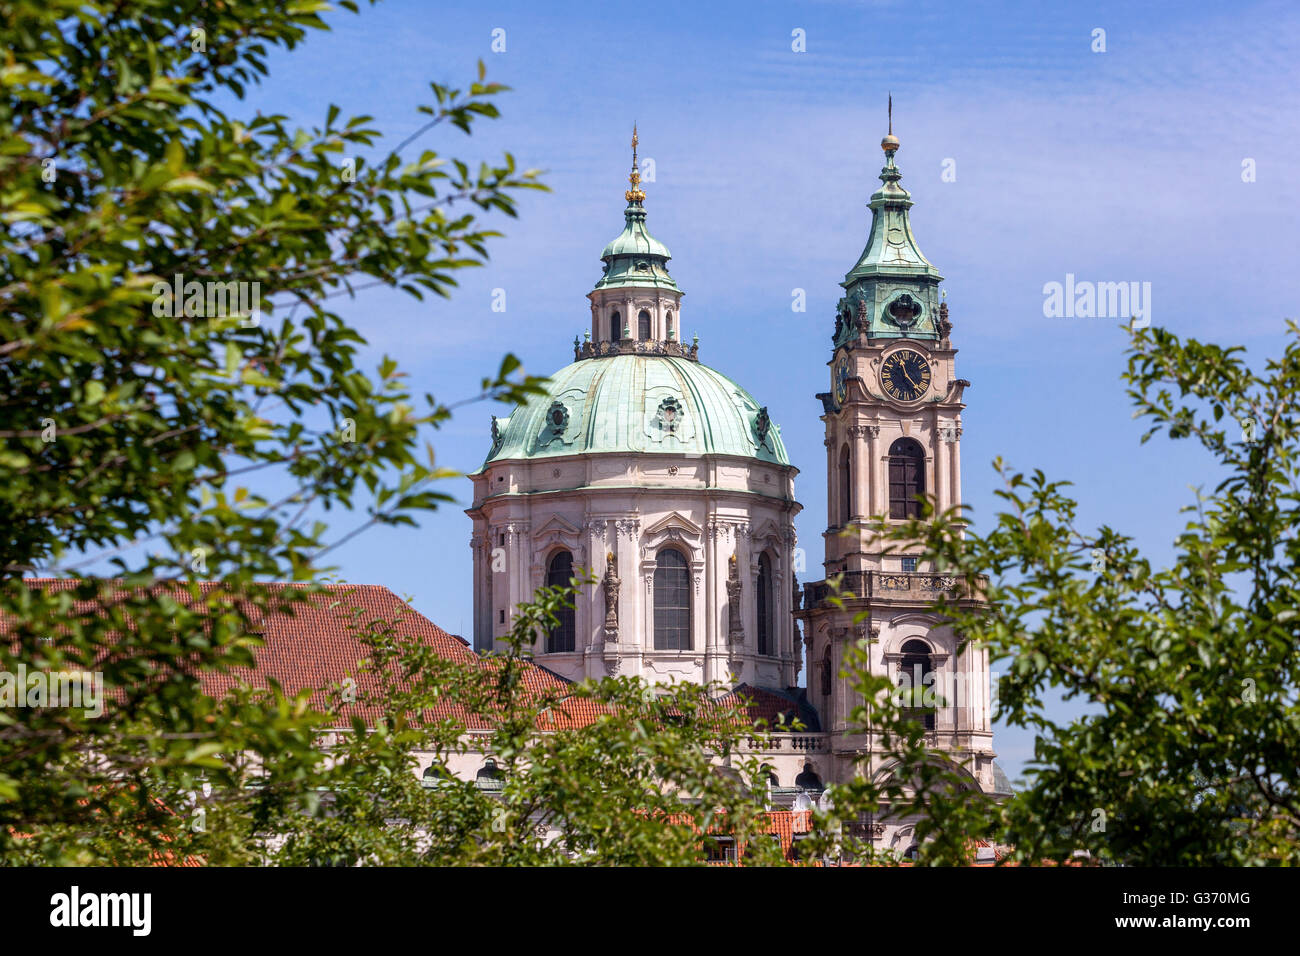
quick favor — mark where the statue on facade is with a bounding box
[726,553,744,644]
[937,300,952,341]
[602,551,620,638]
[854,295,870,335]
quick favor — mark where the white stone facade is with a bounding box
[467,452,802,689]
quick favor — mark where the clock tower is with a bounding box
[796,116,998,803]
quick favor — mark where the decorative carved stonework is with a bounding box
[754,406,771,445]
[937,300,952,341]
[653,396,684,435]
[544,401,569,437]
[854,296,869,334]
[602,551,620,642]
[726,553,744,645]
[615,517,639,540]
[923,575,958,591]
[792,571,801,612]
[707,518,749,543]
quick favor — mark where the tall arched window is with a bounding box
[545,551,576,653]
[899,638,935,730]
[610,310,621,341]
[666,310,674,339]
[653,548,691,650]
[821,646,833,698]
[638,309,652,341]
[838,444,852,526]
[888,438,926,519]
[476,758,504,791]
[756,553,773,656]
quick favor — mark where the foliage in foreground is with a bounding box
[0,0,545,859]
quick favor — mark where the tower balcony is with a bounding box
[574,336,700,362]
[801,570,985,610]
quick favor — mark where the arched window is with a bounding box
[653,548,691,650]
[638,309,652,341]
[421,763,451,789]
[899,638,935,731]
[545,550,575,653]
[888,438,926,519]
[610,310,621,341]
[666,310,674,339]
[795,762,824,792]
[821,645,833,698]
[756,552,773,656]
[476,758,504,790]
[838,444,852,525]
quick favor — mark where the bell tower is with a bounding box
[795,108,997,798]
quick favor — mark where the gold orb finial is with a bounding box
[625,122,646,202]
[882,93,899,152]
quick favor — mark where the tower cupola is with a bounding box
[587,127,684,345]
[834,99,944,347]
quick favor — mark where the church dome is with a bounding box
[483,353,789,466]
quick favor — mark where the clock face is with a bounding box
[880,348,931,402]
[833,354,851,404]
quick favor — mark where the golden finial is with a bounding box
[625,123,646,202]
[882,92,899,153]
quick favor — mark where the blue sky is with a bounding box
[230,0,1300,782]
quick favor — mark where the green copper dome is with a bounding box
[599,204,672,262]
[481,354,789,467]
[593,200,680,293]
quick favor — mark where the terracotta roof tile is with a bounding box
[8,580,612,731]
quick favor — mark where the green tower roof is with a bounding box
[843,131,941,284]
[832,105,947,346]
[479,354,789,468]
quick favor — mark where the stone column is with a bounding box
[951,424,963,521]
[704,512,719,686]
[866,425,882,518]
[933,413,947,516]
[470,530,485,652]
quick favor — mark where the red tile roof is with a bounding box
[8,580,804,737]
[719,684,804,728]
[7,580,624,731]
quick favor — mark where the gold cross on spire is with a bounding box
[625,123,645,202]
